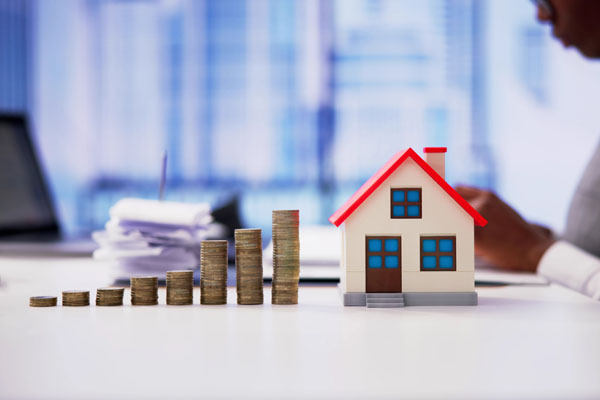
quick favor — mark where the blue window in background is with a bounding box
[421,236,456,271]
[366,236,401,269]
[391,189,422,219]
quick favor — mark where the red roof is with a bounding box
[328,148,487,227]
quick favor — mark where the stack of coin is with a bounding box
[29,296,57,307]
[272,210,300,305]
[96,288,125,306]
[235,229,263,305]
[130,277,159,306]
[200,240,228,305]
[166,270,194,305]
[62,290,90,307]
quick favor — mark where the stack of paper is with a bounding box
[93,198,213,272]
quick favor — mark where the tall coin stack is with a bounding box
[271,210,300,304]
[166,270,194,305]
[62,290,90,307]
[96,288,124,306]
[200,240,228,305]
[235,229,263,305]
[130,277,159,306]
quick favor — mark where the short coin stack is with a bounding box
[166,270,194,305]
[235,229,263,305]
[130,277,158,306]
[96,288,125,306]
[29,296,57,307]
[271,210,300,304]
[200,240,228,305]
[62,290,90,307]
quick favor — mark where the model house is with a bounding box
[329,147,487,308]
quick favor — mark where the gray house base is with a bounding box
[341,287,477,307]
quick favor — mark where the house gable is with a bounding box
[344,157,474,231]
[328,148,487,228]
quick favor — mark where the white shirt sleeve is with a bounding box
[538,240,600,301]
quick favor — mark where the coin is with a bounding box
[96,287,125,306]
[271,210,300,305]
[62,290,90,307]
[130,277,159,306]
[235,229,263,305]
[29,296,57,307]
[200,240,228,305]
[166,270,194,305]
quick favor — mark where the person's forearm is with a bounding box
[538,240,600,300]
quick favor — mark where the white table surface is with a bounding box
[0,256,599,400]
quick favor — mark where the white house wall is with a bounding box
[342,157,474,293]
[339,226,347,293]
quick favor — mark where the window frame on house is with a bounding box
[365,236,402,269]
[420,236,456,271]
[390,188,422,219]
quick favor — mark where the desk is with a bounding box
[1,256,599,400]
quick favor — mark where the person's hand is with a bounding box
[455,185,556,272]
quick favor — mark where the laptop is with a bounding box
[0,113,95,256]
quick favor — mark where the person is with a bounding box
[455,0,600,300]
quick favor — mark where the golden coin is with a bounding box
[62,290,90,307]
[29,296,57,307]
[271,210,300,305]
[200,240,228,305]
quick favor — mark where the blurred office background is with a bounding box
[1,0,600,237]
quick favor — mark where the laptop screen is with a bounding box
[0,115,59,237]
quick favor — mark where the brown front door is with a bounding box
[365,236,402,293]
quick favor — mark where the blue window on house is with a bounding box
[423,256,437,269]
[439,256,454,269]
[407,190,420,202]
[391,188,422,219]
[392,190,405,202]
[366,236,401,269]
[392,205,405,217]
[368,255,382,268]
[439,239,454,252]
[368,239,382,252]
[422,239,436,252]
[420,236,456,271]
[407,205,420,217]
[385,255,399,268]
[384,239,398,252]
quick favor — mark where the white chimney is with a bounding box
[423,147,447,179]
